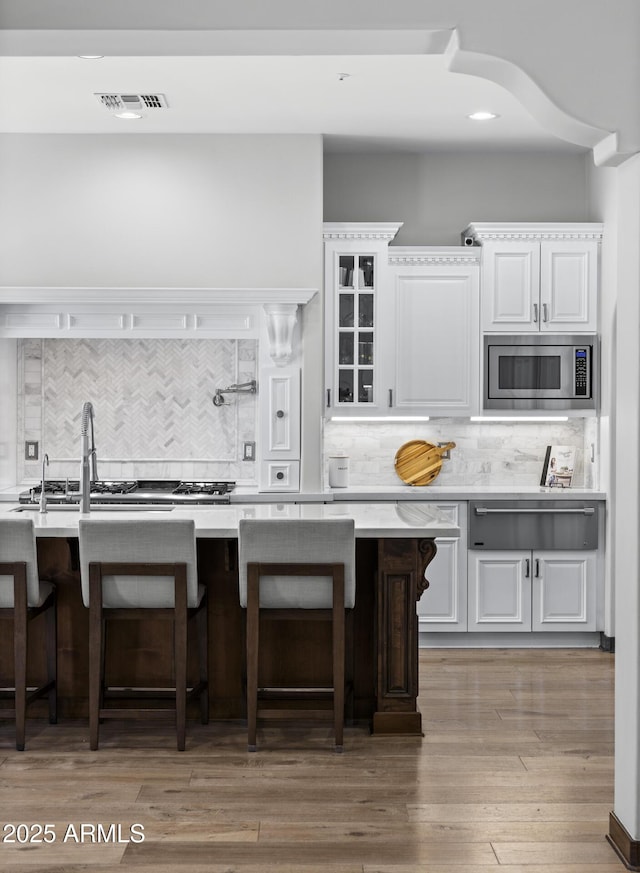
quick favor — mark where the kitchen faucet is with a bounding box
[80,401,98,513]
[39,453,49,514]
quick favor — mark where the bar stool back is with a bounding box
[238,517,355,752]
[0,517,57,750]
[78,518,208,751]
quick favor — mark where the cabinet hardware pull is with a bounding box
[542,303,549,322]
[276,409,285,418]
[475,507,595,516]
[326,388,331,408]
[525,558,530,578]
[533,303,539,323]
[535,558,540,578]
[388,389,393,408]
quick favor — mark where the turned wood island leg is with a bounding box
[374,537,437,735]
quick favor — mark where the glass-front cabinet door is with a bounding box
[323,223,402,417]
[337,254,375,405]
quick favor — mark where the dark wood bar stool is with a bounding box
[238,518,355,752]
[0,517,57,751]
[78,518,208,751]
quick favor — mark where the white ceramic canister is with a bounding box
[328,452,349,488]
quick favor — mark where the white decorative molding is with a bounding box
[0,287,317,306]
[0,287,316,339]
[463,223,604,243]
[323,222,403,242]
[263,303,298,367]
[389,246,481,266]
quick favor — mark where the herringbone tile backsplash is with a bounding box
[18,338,257,483]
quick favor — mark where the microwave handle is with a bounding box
[533,303,539,323]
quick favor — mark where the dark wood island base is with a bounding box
[1,533,438,738]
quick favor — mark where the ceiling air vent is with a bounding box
[96,93,169,111]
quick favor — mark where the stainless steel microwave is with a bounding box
[484,334,598,411]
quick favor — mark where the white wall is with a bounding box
[324,150,591,245]
[0,133,323,289]
[608,153,640,842]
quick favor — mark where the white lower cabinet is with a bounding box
[417,503,467,632]
[468,549,597,633]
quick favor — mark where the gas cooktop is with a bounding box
[20,479,235,505]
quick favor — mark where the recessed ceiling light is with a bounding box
[468,111,499,121]
[114,111,143,120]
[78,55,104,59]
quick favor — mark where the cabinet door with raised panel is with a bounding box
[532,550,596,631]
[540,241,598,332]
[389,260,480,415]
[481,241,540,332]
[468,550,532,632]
[417,503,467,633]
[260,368,300,459]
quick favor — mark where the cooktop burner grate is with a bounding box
[90,480,138,495]
[172,481,234,495]
[31,479,80,495]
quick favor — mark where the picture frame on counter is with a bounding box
[540,445,576,488]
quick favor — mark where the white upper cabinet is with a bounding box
[323,225,480,418]
[464,223,603,334]
[323,222,403,417]
[386,249,481,416]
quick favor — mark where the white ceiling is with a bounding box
[0,52,586,153]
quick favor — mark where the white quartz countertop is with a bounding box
[0,484,607,505]
[326,485,607,501]
[0,501,460,539]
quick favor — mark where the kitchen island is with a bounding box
[2,502,458,736]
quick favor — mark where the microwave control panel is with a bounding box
[575,348,589,396]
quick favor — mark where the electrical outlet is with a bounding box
[243,441,256,461]
[25,440,39,461]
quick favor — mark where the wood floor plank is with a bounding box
[493,840,619,865]
[407,802,611,822]
[121,839,500,865]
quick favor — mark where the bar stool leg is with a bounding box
[13,569,28,752]
[246,564,260,752]
[89,566,103,751]
[174,568,188,752]
[333,565,345,753]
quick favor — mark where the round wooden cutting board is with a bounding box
[394,440,456,486]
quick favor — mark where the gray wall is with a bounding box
[0,133,323,288]
[324,150,591,244]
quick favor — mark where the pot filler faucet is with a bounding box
[80,401,98,513]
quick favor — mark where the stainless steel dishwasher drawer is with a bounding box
[468,500,599,550]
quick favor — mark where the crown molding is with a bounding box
[463,222,604,242]
[388,246,481,266]
[323,222,403,242]
[0,287,317,307]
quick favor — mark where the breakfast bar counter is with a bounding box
[2,502,458,736]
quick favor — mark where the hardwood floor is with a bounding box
[0,648,621,872]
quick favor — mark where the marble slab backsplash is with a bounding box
[324,418,598,489]
[17,338,258,484]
